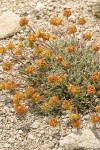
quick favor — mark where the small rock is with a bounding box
[35,2,45,11]
[8,138,15,144]
[0,11,21,39]
[69,15,76,23]
[31,121,40,129]
[4,143,10,148]
[59,129,100,150]
[27,133,34,139]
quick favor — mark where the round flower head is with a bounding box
[70,113,80,121]
[63,8,72,18]
[67,26,77,35]
[63,61,71,68]
[18,41,24,48]
[37,31,50,41]
[48,118,58,127]
[55,55,62,62]
[19,17,28,26]
[0,47,6,55]
[25,87,35,98]
[90,114,100,124]
[50,17,63,26]
[62,100,71,110]
[68,84,80,94]
[92,43,100,52]
[15,48,22,55]
[84,32,92,40]
[28,33,37,42]
[37,31,45,38]
[7,43,15,50]
[77,17,86,25]
[49,96,59,106]
[13,96,20,107]
[32,93,41,102]
[71,120,81,129]
[66,45,75,53]
[5,81,16,90]
[87,85,96,95]
[0,81,6,90]
[25,65,35,74]
[56,75,65,84]
[91,72,100,81]
[37,59,46,68]
[15,105,27,114]
[34,46,44,54]
[42,49,51,58]
[2,62,11,71]
[42,102,51,110]
[42,33,50,41]
[96,105,100,113]
[47,74,57,84]
[15,91,24,99]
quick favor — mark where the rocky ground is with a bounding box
[0,0,100,150]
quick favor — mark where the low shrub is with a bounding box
[0,9,100,128]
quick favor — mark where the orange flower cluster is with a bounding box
[70,113,81,128]
[19,17,28,26]
[84,32,92,40]
[13,91,24,106]
[28,33,37,42]
[77,17,86,25]
[67,26,77,35]
[2,62,11,71]
[41,102,51,110]
[68,84,80,94]
[7,43,15,50]
[63,8,72,18]
[0,81,15,90]
[56,75,65,84]
[47,74,65,84]
[15,48,22,55]
[37,31,50,41]
[96,105,100,113]
[0,81,6,90]
[70,113,80,121]
[90,114,100,124]
[92,43,100,52]
[47,74,57,84]
[25,87,35,98]
[71,120,81,128]
[18,41,24,48]
[15,105,27,114]
[0,47,6,55]
[25,65,35,74]
[37,59,46,68]
[66,45,75,52]
[42,49,51,58]
[48,118,58,127]
[62,100,71,110]
[34,46,44,54]
[87,85,96,95]
[63,61,71,68]
[50,17,63,26]
[32,93,41,102]
[91,72,100,81]
[55,55,63,62]
[49,96,59,106]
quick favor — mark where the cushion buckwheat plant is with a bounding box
[0,9,100,128]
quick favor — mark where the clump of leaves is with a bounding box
[0,9,100,128]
